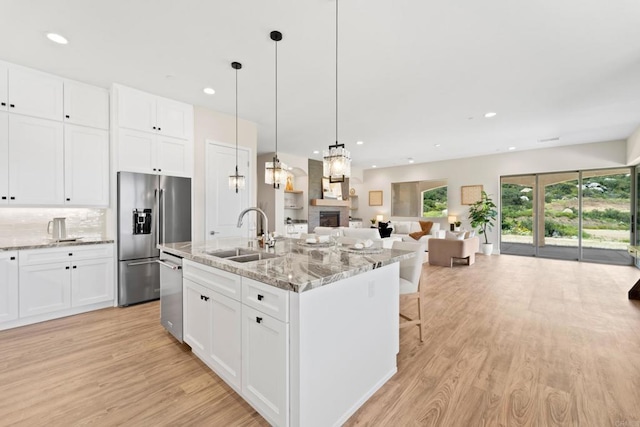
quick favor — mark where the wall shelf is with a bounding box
[310,199,350,207]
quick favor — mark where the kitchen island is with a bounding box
[159,238,413,427]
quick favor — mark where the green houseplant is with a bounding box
[468,191,498,255]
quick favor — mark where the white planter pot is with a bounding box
[480,243,493,256]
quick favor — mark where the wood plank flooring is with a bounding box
[1,254,639,426]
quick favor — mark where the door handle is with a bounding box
[210,230,218,236]
[160,188,166,245]
[157,259,182,270]
[127,260,158,267]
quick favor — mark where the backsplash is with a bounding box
[0,208,107,240]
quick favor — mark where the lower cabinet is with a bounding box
[182,261,289,426]
[0,251,19,323]
[15,244,115,321]
[241,304,289,427]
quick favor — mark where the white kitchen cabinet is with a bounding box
[63,81,109,129]
[242,304,289,427]
[0,251,19,324]
[71,257,114,307]
[118,127,191,177]
[64,124,109,206]
[0,61,7,112]
[18,244,115,319]
[116,85,193,140]
[183,260,242,390]
[20,261,72,317]
[0,112,8,203]
[183,278,210,354]
[8,115,64,205]
[8,66,63,121]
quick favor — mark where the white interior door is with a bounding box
[206,141,251,240]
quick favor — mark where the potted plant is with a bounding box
[468,191,497,255]
[454,221,462,231]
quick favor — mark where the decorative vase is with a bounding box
[481,243,493,256]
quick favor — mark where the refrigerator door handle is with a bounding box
[154,188,160,248]
[160,188,166,245]
[127,260,158,267]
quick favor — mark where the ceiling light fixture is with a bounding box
[434,144,441,147]
[508,146,516,151]
[46,33,68,44]
[356,141,363,145]
[372,165,377,168]
[228,62,246,193]
[323,0,351,183]
[203,87,215,95]
[313,150,320,154]
[484,112,497,118]
[264,30,287,189]
[408,158,414,164]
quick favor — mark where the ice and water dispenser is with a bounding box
[133,209,152,235]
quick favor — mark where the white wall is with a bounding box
[627,126,640,165]
[361,140,627,250]
[193,106,257,240]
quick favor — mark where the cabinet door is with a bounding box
[0,112,7,204]
[8,66,63,121]
[0,251,19,323]
[71,257,114,307]
[156,97,193,140]
[117,86,156,133]
[209,290,242,390]
[0,61,7,112]
[183,278,211,355]
[117,128,156,174]
[156,135,191,177]
[64,124,109,206]
[64,81,109,129]
[8,115,64,205]
[242,305,289,427]
[19,262,71,317]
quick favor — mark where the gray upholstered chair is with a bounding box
[392,240,426,342]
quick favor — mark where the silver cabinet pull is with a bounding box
[157,259,182,270]
[127,260,158,267]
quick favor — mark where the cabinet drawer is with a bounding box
[242,278,289,323]
[19,243,114,265]
[183,259,241,302]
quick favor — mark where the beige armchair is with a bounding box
[428,236,480,267]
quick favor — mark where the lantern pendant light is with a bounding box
[264,30,287,189]
[229,61,246,193]
[323,0,351,184]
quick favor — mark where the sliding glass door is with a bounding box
[500,168,632,265]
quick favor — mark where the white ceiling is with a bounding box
[2,0,640,169]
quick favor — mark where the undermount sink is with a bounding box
[206,248,281,263]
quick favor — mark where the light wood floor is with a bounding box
[1,255,639,426]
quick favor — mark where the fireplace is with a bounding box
[319,211,340,227]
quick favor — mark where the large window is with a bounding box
[391,180,447,217]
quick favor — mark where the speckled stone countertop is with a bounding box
[0,237,114,251]
[159,238,414,293]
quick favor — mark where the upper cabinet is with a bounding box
[63,81,109,130]
[0,62,7,112]
[113,84,194,177]
[116,85,193,140]
[7,66,64,121]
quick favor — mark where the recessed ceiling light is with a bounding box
[203,87,215,95]
[356,141,363,145]
[313,150,319,154]
[372,165,377,168]
[408,158,414,164]
[434,144,441,148]
[46,33,68,45]
[508,146,516,151]
[484,112,497,118]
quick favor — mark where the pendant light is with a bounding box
[323,0,351,184]
[264,30,287,189]
[229,61,246,193]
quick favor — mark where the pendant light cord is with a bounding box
[235,65,239,172]
[335,0,339,145]
[275,36,278,158]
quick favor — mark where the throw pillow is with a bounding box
[445,231,465,240]
[468,230,476,238]
[394,222,410,234]
[409,221,433,240]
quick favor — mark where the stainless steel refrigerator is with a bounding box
[117,172,191,306]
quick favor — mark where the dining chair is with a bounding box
[392,240,426,342]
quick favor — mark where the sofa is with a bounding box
[389,221,446,251]
[428,236,480,267]
[310,226,401,248]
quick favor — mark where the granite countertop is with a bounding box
[159,238,414,293]
[0,237,114,251]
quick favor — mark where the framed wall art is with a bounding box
[369,190,383,206]
[461,185,483,205]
